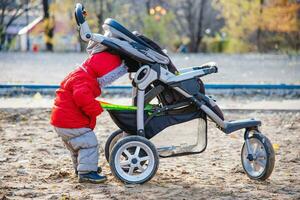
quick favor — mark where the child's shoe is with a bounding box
[78,171,107,183]
[75,167,102,176]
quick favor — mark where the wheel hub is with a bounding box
[247,154,254,161]
[131,158,138,164]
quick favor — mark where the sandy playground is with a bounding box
[0,108,299,199]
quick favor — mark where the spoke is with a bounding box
[253,163,259,171]
[140,156,150,162]
[134,146,140,157]
[248,144,253,155]
[128,166,135,175]
[256,155,266,160]
[250,162,255,170]
[124,149,132,158]
[256,152,266,159]
[252,143,259,154]
[120,160,130,166]
[137,164,145,172]
[256,159,266,168]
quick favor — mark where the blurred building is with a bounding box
[5,13,79,52]
[17,16,43,51]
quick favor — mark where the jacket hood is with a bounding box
[82,51,122,78]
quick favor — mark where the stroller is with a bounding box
[75,4,275,184]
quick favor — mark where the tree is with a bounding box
[0,0,38,50]
[260,0,299,33]
[170,0,224,52]
[256,0,264,51]
[87,0,118,33]
[42,0,54,51]
[214,0,262,52]
[142,11,175,48]
[216,0,300,52]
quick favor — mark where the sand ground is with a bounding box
[0,108,299,200]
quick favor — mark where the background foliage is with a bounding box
[1,0,299,53]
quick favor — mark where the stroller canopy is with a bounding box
[87,18,178,73]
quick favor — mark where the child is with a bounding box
[51,41,127,183]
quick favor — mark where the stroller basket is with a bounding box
[107,105,205,139]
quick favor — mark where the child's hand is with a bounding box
[89,116,97,130]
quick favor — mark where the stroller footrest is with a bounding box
[223,119,261,134]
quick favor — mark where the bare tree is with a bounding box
[88,0,116,33]
[170,0,224,52]
[0,0,40,51]
[96,0,104,32]
[256,0,264,52]
[43,0,54,51]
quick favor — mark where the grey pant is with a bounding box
[54,127,99,174]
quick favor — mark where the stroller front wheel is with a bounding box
[109,136,159,184]
[241,132,275,180]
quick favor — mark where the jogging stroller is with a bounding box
[75,4,275,184]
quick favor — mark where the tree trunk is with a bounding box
[96,0,104,33]
[295,3,300,51]
[0,25,5,50]
[186,0,196,52]
[257,0,264,52]
[43,0,54,51]
[188,0,206,52]
[146,0,151,15]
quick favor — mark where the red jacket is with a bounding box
[50,52,122,129]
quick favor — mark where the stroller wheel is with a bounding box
[241,132,275,180]
[104,129,126,162]
[109,136,159,184]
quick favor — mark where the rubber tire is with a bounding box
[109,136,159,184]
[104,129,124,163]
[241,133,275,181]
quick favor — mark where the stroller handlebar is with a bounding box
[204,65,218,74]
[167,63,218,83]
[193,62,218,73]
[178,62,218,75]
[75,3,85,26]
[75,3,93,42]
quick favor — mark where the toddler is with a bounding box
[51,41,127,183]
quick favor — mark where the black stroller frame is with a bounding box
[75,4,275,184]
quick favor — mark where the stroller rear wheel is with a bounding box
[241,132,275,180]
[109,136,159,184]
[104,129,125,162]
